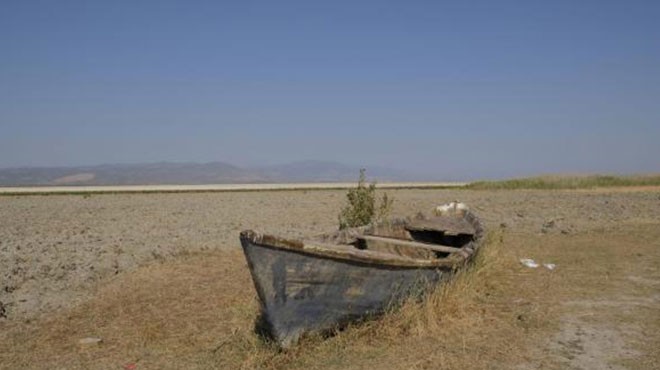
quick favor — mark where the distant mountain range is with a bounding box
[0,161,420,186]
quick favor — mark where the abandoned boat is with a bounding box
[239,202,484,348]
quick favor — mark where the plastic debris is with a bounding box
[124,363,137,370]
[543,263,557,270]
[520,258,539,268]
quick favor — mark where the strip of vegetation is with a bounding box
[466,174,660,190]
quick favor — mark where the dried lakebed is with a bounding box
[1,188,659,322]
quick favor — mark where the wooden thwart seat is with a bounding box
[357,235,462,254]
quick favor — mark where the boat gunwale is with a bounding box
[240,230,475,268]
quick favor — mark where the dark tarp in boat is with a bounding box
[240,203,484,348]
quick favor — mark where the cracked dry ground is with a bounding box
[0,187,659,369]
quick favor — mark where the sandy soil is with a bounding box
[0,188,659,369]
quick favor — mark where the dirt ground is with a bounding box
[1,188,659,369]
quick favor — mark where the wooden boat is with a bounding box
[239,203,484,348]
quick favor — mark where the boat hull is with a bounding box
[241,238,451,348]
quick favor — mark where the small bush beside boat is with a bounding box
[338,169,394,230]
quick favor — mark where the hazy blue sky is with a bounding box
[1,0,659,179]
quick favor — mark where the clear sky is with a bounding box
[1,0,659,179]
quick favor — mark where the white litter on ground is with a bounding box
[520,259,557,270]
[435,201,469,216]
[520,258,539,268]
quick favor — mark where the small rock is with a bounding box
[0,301,6,318]
[78,337,102,346]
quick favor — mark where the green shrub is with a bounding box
[338,169,394,229]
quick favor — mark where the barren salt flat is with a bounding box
[0,182,466,194]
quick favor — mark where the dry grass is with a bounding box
[0,250,258,369]
[193,230,543,370]
[1,223,659,369]
[0,230,556,369]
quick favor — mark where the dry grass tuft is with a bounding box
[204,229,561,370]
